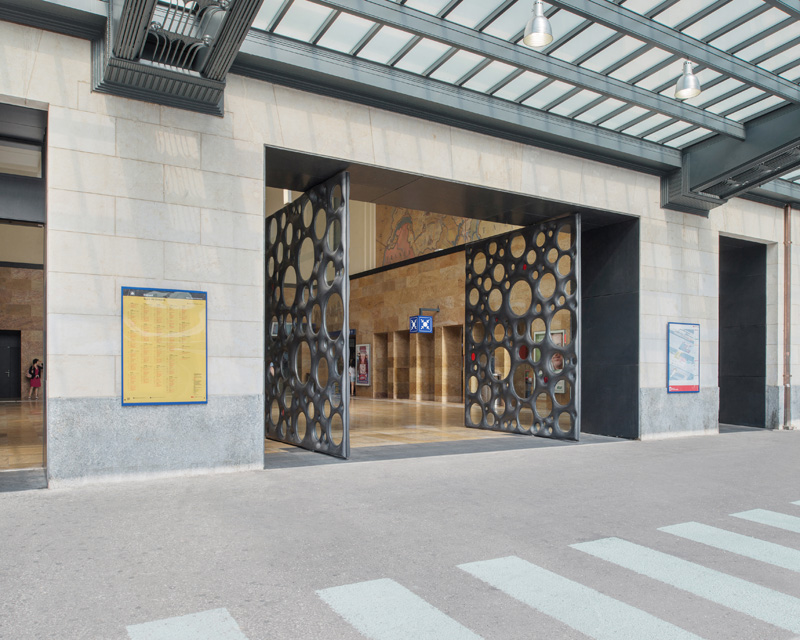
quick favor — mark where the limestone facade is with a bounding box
[0,19,796,482]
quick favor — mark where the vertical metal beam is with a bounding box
[784,204,793,429]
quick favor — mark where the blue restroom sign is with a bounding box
[410,315,433,334]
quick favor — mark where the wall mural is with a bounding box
[376,206,519,267]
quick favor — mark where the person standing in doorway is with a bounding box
[349,362,356,398]
[26,358,43,400]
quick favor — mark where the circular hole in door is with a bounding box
[298,237,314,281]
[469,403,483,425]
[331,184,344,211]
[510,234,525,258]
[317,356,329,388]
[327,219,342,253]
[557,254,572,276]
[468,288,480,306]
[296,341,311,383]
[509,280,532,317]
[295,412,307,443]
[493,263,505,282]
[468,376,479,394]
[557,412,573,433]
[492,346,511,380]
[557,224,573,250]
[538,273,556,299]
[488,289,503,312]
[283,266,297,306]
[535,392,553,418]
[330,412,344,446]
[473,252,487,274]
[314,209,327,240]
[519,406,534,431]
[513,365,533,399]
[472,320,486,343]
[302,200,313,228]
[325,293,344,338]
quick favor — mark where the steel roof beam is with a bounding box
[547,0,800,103]
[232,30,682,172]
[308,0,745,139]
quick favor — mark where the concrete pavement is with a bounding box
[2,428,799,639]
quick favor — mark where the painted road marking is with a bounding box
[317,578,483,640]
[732,509,800,534]
[458,556,703,640]
[660,522,800,572]
[127,608,248,640]
[573,537,800,634]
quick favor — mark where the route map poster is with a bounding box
[667,322,700,393]
[122,287,207,405]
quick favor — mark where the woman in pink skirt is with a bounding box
[26,358,43,400]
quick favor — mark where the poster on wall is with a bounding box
[356,344,370,386]
[667,322,700,393]
[122,287,208,405]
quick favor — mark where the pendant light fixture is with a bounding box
[523,0,553,48]
[674,60,702,100]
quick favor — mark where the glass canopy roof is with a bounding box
[249,0,800,185]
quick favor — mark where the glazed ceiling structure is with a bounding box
[3,0,800,212]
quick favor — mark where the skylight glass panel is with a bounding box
[779,64,800,81]
[251,0,288,31]
[429,50,486,84]
[482,2,532,41]
[735,23,800,62]
[358,26,416,65]
[622,113,671,137]
[548,89,603,117]
[599,105,648,130]
[492,71,548,101]
[644,121,693,143]
[544,10,588,46]
[462,61,519,93]
[521,81,576,110]
[705,87,763,115]
[665,127,712,149]
[617,0,666,17]
[273,0,334,42]
[781,169,800,181]
[609,47,673,83]
[682,0,761,42]
[758,42,800,72]
[581,36,646,73]
[708,9,785,53]
[317,13,376,52]
[403,0,454,17]
[445,0,507,30]
[688,77,744,108]
[727,96,784,122]
[634,65,681,92]
[550,23,618,64]
[574,97,626,123]
[653,0,722,30]
[394,39,452,75]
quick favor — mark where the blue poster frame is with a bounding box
[121,286,209,406]
[666,322,701,394]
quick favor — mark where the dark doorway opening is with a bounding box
[0,330,22,399]
[719,237,767,428]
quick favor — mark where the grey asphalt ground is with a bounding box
[1,427,799,639]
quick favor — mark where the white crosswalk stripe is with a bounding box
[317,578,483,640]
[459,555,704,640]
[572,537,800,634]
[127,608,249,640]
[660,521,800,572]
[732,509,800,533]
[316,503,800,640]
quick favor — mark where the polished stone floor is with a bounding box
[0,399,44,470]
[265,397,508,456]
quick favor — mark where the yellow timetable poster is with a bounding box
[122,288,207,405]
